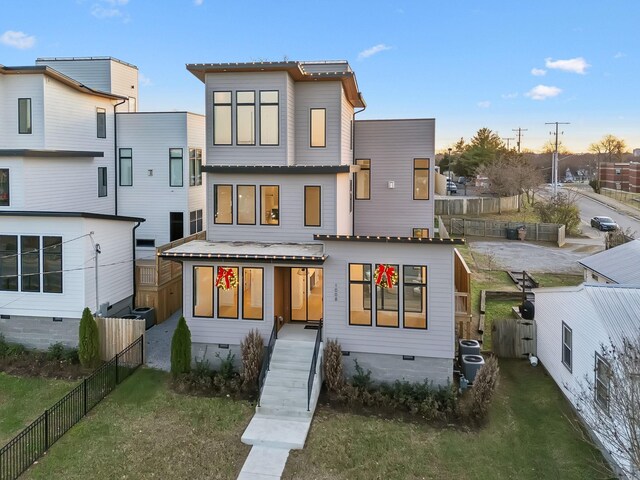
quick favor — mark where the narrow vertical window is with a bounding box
[119,148,133,186]
[355,159,370,200]
[189,148,202,186]
[43,236,62,293]
[304,186,321,227]
[562,322,572,371]
[21,236,41,292]
[243,267,263,320]
[413,158,430,200]
[18,98,32,134]
[0,235,18,292]
[169,148,183,187]
[96,108,106,138]
[193,266,214,317]
[237,185,256,225]
[260,91,279,145]
[376,264,399,327]
[236,91,255,145]
[169,212,184,241]
[310,108,326,147]
[403,266,427,329]
[189,209,203,234]
[213,91,232,145]
[98,167,108,197]
[0,169,9,206]
[214,185,233,224]
[595,353,610,412]
[217,266,239,319]
[349,264,371,326]
[260,185,279,225]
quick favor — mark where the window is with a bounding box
[376,264,399,327]
[304,186,321,227]
[0,169,9,206]
[595,353,610,412]
[98,167,107,197]
[310,108,326,147]
[21,236,40,293]
[189,148,202,186]
[43,236,62,293]
[96,108,106,138]
[562,322,572,371]
[119,148,133,186]
[214,185,233,224]
[260,91,279,145]
[349,264,372,326]
[190,209,203,234]
[237,185,256,225]
[412,228,429,239]
[169,148,183,187]
[193,266,214,317]
[260,185,279,225]
[0,235,18,292]
[236,91,255,145]
[355,159,370,200]
[403,266,427,329]
[217,266,239,318]
[413,159,430,200]
[136,239,155,248]
[170,212,184,242]
[18,98,32,134]
[213,91,232,145]
[243,267,263,320]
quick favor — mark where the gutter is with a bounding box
[113,99,127,214]
[132,221,141,306]
[351,106,366,235]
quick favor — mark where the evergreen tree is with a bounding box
[171,316,191,376]
[78,307,100,368]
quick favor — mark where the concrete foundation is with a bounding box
[0,315,79,350]
[192,342,243,370]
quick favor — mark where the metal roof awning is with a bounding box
[0,149,104,158]
[314,234,466,245]
[202,164,357,175]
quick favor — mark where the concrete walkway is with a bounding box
[145,310,181,371]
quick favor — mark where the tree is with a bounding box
[588,134,627,163]
[541,139,571,155]
[455,128,505,177]
[533,191,581,235]
[78,307,100,368]
[171,316,191,377]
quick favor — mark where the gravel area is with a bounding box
[145,310,181,371]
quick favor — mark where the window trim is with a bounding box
[348,263,372,327]
[169,148,184,188]
[96,107,106,138]
[309,108,326,148]
[18,98,32,135]
[259,90,279,146]
[242,267,264,320]
[236,184,256,225]
[214,184,233,225]
[192,265,214,318]
[0,168,10,207]
[413,158,430,200]
[402,265,428,330]
[375,263,400,328]
[304,185,322,227]
[594,352,610,413]
[118,148,133,186]
[217,266,239,319]
[213,91,232,146]
[235,90,256,146]
[260,185,280,226]
[562,322,572,372]
[355,159,371,200]
[98,167,108,198]
[189,209,203,235]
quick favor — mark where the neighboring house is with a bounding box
[579,239,640,284]
[534,283,640,478]
[600,161,640,193]
[163,60,460,387]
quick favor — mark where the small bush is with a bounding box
[352,359,373,390]
[240,330,263,390]
[78,307,100,368]
[323,339,345,392]
[533,192,581,235]
[216,351,236,380]
[6,342,26,357]
[0,334,8,358]
[171,316,192,377]
[462,356,500,422]
[589,179,601,194]
[47,342,65,360]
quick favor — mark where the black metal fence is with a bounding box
[0,335,144,480]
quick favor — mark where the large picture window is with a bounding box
[96,108,106,138]
[310,108,326,148]
[169,148,183,187]
[237,185,256,225]
[236,91,255,145]
[43,236,62,293]
[189,148,202,186]
[562,322,572,371]
[18,98,32,134]
[355,159,370,200]
[0,169,9,206]
[403,266,427,329]
[119,148,133,186]
[0,235,18,292]
[214,185,233,224]
[413,159,430,200]
[193,266,214,317]
[243,267,263,320]
[304,186,321,227]
[260,185,279,225]
[260,91,279,145]
[376,264,399,327]
[213,91,232,145]
[349,264,372,326]
[217,267,239,318]
[21,236,40,292]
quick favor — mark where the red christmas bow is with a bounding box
[216,267,235,289]
[375,264,395,287]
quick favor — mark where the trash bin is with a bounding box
[517,226,527,241]
[506,228,518,240]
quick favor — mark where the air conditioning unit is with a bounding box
[131,307,156,330]
[462,354,485,384]
[458,339,481,366]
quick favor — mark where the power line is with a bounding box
[502,137,515,150]
[0,233,93,262]
[512,127,528,153]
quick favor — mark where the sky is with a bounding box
[1,0,639,153]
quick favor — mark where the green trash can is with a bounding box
[506,228,518,240]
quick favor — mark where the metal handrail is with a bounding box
[257,322,277,407]
[307,321,323,411]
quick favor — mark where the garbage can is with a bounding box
[506,228,518,240]
[517,226,527,241]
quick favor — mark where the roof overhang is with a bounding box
[0,149,104,158]
[314,234,466,245]
[0,211,145,223]
[202,164,358,175]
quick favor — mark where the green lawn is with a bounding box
[533,273,583,288]
[0,373,73,445]
[283,359,610,480]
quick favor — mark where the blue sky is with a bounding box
[2,0,639,153]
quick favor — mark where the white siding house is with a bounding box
[579,240,640,284]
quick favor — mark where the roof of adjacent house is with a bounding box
[185,60,365,108]
[0,211,145,223]
[578,240,640,284]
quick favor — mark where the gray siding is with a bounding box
[286,74,295,166]
[354,119,435,237]
[340,88,354,165]
[36,58,111,92]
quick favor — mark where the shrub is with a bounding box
[6,342,26,357]
[351,359,373,390]
[323,339,345,392]
[463,355,500,421]
[240,330,263,390]
[216,351,236,380]
[78,307,100,368]
[171,316,192,377]
[47,342,66,361]
[589,179,601,194]
[533,192,581,235]
[0,334,8,358]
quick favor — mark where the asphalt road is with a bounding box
[570,188,640,237]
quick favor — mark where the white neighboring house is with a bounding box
[579,239,640,284]
[534,283,640,478]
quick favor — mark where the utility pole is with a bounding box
[512,127,528,153]
[545,122,570,196]
[502,137,515,150]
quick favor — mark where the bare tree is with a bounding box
[589,134,628,163]
[477,154,544,210]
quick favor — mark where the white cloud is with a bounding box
[501,92,518,99]
[358,44,391,60]
[139,73,153,87]
[531,68,546,76]
[0,30,36,49]
[90,0,130,20]
[545,57,590,74]
[477,100,491,108]
[194,0,204,5]
[614,52,626,59]
[104,0,128,4]
[525,85,562,100]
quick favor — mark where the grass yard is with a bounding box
[0,373,73,445]
[283,359,610,480]
[23,368,253,480]
[533,273,584,288]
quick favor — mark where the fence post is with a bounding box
[83,378,88,415]
[44,409,49,451]
[140,334,144,365]
[115,352,119,384]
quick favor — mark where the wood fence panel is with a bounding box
[95,316,145,361]
[557,225,566,247]
[491,316,537,358]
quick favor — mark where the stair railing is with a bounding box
[257,321,277,407]
[307,321,323,411]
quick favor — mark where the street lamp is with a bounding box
[447,148,452,195]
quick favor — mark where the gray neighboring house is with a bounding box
[579,240,640,284]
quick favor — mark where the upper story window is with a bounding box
[562,322,572,372]
[260,91,279,146]
[304,186,321,227]
[214,184,233,224]
[98,167,107,197]
[260,185,279,226]
[413,158,430,200]
[190,209,203,234]
[213,91,232,145]
[237,185,256,225]
[189,148,202,186]
[169,148,184,187]
[236,91,255,145]
[355,159,370,200]
[310,108,326,148]
[0,169,9,206]
[119,148,133,186]
[412,228,430,239]
[18,98,32,134]
[96,108,106,138]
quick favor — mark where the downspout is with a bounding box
[351,105,366,235]
[113,99,127,215]
[132,221,141,308]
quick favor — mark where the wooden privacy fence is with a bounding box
[435,195,520,216]
[95,316,145,361]
[492,313,537,359]
[443,217,564,244]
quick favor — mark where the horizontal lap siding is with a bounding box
[340,89,354,165]
[0,74,45,148]
[287,75,295,165]
[0,158,24,210]
[187,114,207,228]
[35,59,111,92]
[335,173,352,235]
[323,242,455,359]
[109,60,138,109]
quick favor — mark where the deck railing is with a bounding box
[307,321,323,411]
[257,322,277,407]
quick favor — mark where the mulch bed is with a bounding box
[0,354,90,380]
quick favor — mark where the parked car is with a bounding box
[447,182,458,194]
[590,216,618,231]
[457,176,466,184]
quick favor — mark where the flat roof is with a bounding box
[36,56,138,69]
[0,149,104,158]
[202,164,357,175]
[314,234,465,245]
[0,211,145,223]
